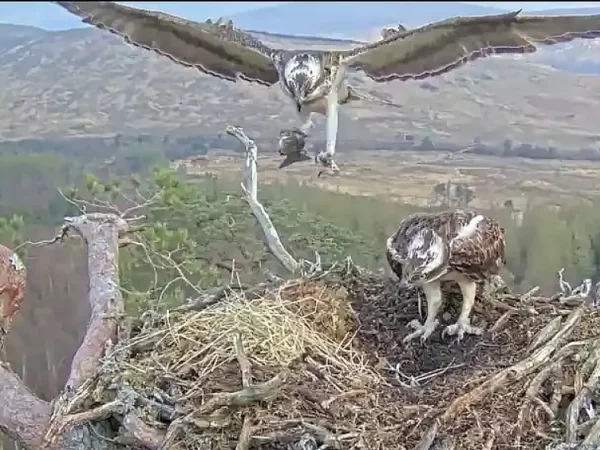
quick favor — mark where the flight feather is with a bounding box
[53,1,282,85]
[342,10,600,81]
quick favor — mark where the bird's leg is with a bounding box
[316,65,345,174]
[299,110,315,135]
[442,279,483,342]
[402,281,442,344]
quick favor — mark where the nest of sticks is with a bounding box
[49,263,600,450]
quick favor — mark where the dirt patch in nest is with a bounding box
[48,266,600,450]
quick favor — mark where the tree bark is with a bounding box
[0,213,132,450]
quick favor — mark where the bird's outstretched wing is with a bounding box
[53,1,281,85]
[341,10,600,82]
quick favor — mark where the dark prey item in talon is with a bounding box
[277,128,312,169]
[278,128,307,156]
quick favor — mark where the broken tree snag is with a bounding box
[225,125,300,274]
[62,213,128,391]
[44,213,130,445]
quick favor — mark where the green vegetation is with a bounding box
[1,144,600,315]
[60,165,600,318]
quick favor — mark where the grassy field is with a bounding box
[177,149,600,210]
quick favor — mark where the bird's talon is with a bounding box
[442,322,483,343]
[402,319,438,344]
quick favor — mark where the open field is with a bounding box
[177,149,600,210]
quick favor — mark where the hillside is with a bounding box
[1,23,600,153]
[11,1,600,37]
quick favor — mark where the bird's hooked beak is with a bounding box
[296,97,304,113]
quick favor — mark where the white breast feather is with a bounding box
[407,229,445,274]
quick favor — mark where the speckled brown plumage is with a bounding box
[386,209,506,344]
[387,209,505,285]
[0,244,27,349]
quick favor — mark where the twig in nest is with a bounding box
[236,418,253,450]
[520,286,540,303]
[566,343,600,443]
[483,429,496,450]
[388,358,464,388]
[234,331,253,388]
[489,310,513,334]
[118,412,165,450]
[44,399,124,444]
[234,331,254,450]
[441,307,583,422]
[196,371,288,415]
[413,420,438,450]
[321,389,367,410]
[158,416,185,450]
[527,316,563,353]
[583,417,600,446]
[515,358,564,445]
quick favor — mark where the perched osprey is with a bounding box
[55,3,600,172]
[0,244,27,349]
[386,209,506,344]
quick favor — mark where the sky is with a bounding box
[3,1,600,31]
[467,1,600,8]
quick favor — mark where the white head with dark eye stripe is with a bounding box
[283,54,324,112]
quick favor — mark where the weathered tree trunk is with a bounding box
[1,126,317,450]
[0,213,130,450]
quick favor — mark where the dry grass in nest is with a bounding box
[113,279,380,399]
[53,267,600,450]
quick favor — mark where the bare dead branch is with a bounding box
[196,370,288,416]
[225,125,300,274]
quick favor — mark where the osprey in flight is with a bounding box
[386,209,506,344]
[55,2,600,172]
[0,244,27,350]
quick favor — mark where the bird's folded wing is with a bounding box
[341,10,600,82]
[53,1,281,85]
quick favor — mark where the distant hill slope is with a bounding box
[0,23,599,152]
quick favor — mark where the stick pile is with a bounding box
[50,264,600,450]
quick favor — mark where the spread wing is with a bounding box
[341,10,600,82]
[53,1,281,85]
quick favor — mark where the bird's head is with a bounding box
[283,54,325,112]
